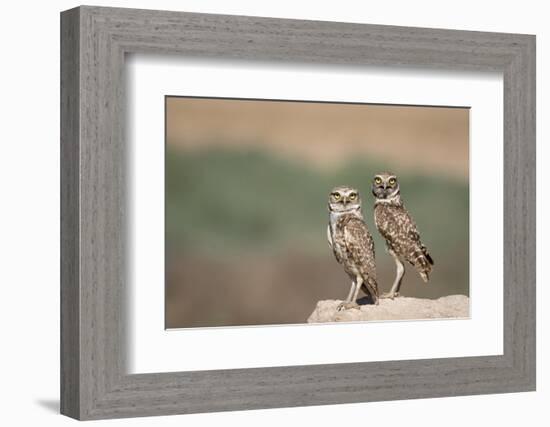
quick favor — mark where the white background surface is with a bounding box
[128,57,503,373]
[0,0,546,426]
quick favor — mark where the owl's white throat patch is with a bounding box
[328,205,362,216]
[329,207,363,224]
[375,193,402,206]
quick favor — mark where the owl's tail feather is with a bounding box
[425,251,434,266]
[414,245,433,283]
[361,278,379,305]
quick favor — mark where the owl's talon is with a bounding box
[337,301,360,311]
[381,292,400,300]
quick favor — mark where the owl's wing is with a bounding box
[377,205,434,280]
[343,217,377,288]
[326,225,333,249]
[376,205,420,246]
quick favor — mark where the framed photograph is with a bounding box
[162,96,470,329]
[60,6,535,420]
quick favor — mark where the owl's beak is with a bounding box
[374,186,388,199]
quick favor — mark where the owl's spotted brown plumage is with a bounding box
[327,186,378,310]
[372,172,433,299]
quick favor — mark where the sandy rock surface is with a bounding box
[307,295,469,323]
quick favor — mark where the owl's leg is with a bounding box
[382,251,405,299]
[337,280,359,311]
[345,280,356,302]
[351,276,363,304]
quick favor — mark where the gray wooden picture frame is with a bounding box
[60,5,536,420]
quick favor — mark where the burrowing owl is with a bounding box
[327,186,379,310]
[372,172,434,299]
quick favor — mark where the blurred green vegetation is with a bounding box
[167,147,468,251]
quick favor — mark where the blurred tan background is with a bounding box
[165,97,469,328]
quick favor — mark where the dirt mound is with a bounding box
[307,295,469,323]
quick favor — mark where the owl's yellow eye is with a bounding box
[349,193,357,201]
[374,177,382,185]
[333,193,341,200]
[389,178,396,186]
